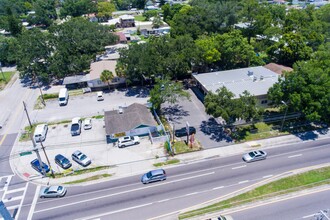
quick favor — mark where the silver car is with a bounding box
[242,150,267,163]
[40,186,67,198]
[72,150,91,167]
[141,169,166,184]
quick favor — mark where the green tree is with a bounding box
[149,77,190,112]
[0,36,17,65]
[268,43,330,123]
[143,10,158,21]
[6,7,22,36]
[60,0,97,18]
[27,0,57,27]
[152,14,163,28]
[100,70,114,91]
[97,1,116,22]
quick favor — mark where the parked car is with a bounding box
[40,186,67,198]
[117,136,140,148]
[84,118,92,130]
[31,159,50,174]
[97,91,104,101]
[72,150,91,167]
[141,169,166,184]
[55,154,72,169]
[71,117,82,136]
[175,126,196,137]
[242,150,267,163]
[33,124,48,143]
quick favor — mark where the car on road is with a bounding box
[141,169,166,184]
[31,159,50,174]
[84,118,92,130]
[55,154,72,169]
[175,126,196,137]
[205,215,233,220]
[242,150,267,163]
[40,186,67,198]
[72,150,91,167]
[117,136,140,148]
[71,117,82,136]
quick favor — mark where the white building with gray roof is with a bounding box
[192,66,280,105]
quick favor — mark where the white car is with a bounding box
[72,150,91,167]
[97,91,104,101]
[71,117,82,136]
[40,186,67,198]
[242,150,267,163]
[84,118,92,130]
[117,136,140,148]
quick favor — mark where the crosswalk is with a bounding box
[0,175,29,219]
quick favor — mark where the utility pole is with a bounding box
[31,136,46,177]
[280,101,288,132]
[23,101,33,129]
[0,200,13,220]
[39,140,55,178]
[0,62,6,83]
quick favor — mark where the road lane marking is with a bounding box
[239,180,249,184]
[303,214,317,218]
[158,198,170,203]
[35,172,215,213]
[2,195,23,202]
[185,192,198,196]
[5,187,25,194]
[74,203,153,220]
[232,165,246,170]
[27,184,39,220]
[288,154,302,158]
[213,186,224,190]
[262,175,273,179]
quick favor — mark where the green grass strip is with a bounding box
[153,159,180,167]
[179,166,330,219]
[64,174,111,184]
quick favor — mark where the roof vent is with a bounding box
[253,76,257,82]
[247,71,254,76]
[260,75,264,80]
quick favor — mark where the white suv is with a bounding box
[117,136,140,148]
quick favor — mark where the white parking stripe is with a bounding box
[288,154,302,158]
[232,165,246,170]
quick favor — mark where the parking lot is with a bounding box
[162,88,233,149]
[14,118,165,177]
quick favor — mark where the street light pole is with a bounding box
[280,101,288,132]
[39,139,55,178]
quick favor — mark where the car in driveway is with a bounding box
[31,159,50,174]
[175,126,196,137]
[71,117,82,136]
[117,136,140,148]
[242,150,267,163]
[40,186,67,198]
[141,169,166,184]
[83,118,92,130]
[72,150,91,167]
[55,154,72,169]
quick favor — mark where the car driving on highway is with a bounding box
[242,150,267,163]
[40,186,67,198]
[141,169,166,184]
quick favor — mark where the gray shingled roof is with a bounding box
[63,74,90,85]
[104,103,157,135]
[193,66,279,98]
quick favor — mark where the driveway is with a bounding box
[162,87,233,149]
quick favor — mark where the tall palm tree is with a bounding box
[100,70,114,91]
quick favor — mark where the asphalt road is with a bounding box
[229,187,330,220]
[28,138,330,220]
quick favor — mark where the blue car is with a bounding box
[31,159,50,174]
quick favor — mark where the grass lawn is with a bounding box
[172,140,201,154]
[134,15,146,21]
[64,174,111,184]
[48,166,111,178]
[179,166,330,219]
[0,71,15,89]
[153,159,180,167]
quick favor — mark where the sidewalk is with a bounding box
[12,128,330,187]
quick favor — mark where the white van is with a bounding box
[58,88,69,106]
[34,124,48,143]
[97,91,104,101]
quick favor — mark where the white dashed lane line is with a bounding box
[262,175,273,179]
[288,154,302,158]
[232,165,246,170]
[239,180,249,184]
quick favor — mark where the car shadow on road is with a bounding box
[162,104,189,123]
[200,118,233,143]
[294,131,319,141]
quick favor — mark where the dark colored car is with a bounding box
[175,126,196,137]
[55,154,72,169]
[31,159,50,174]
[141,169,167,184]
